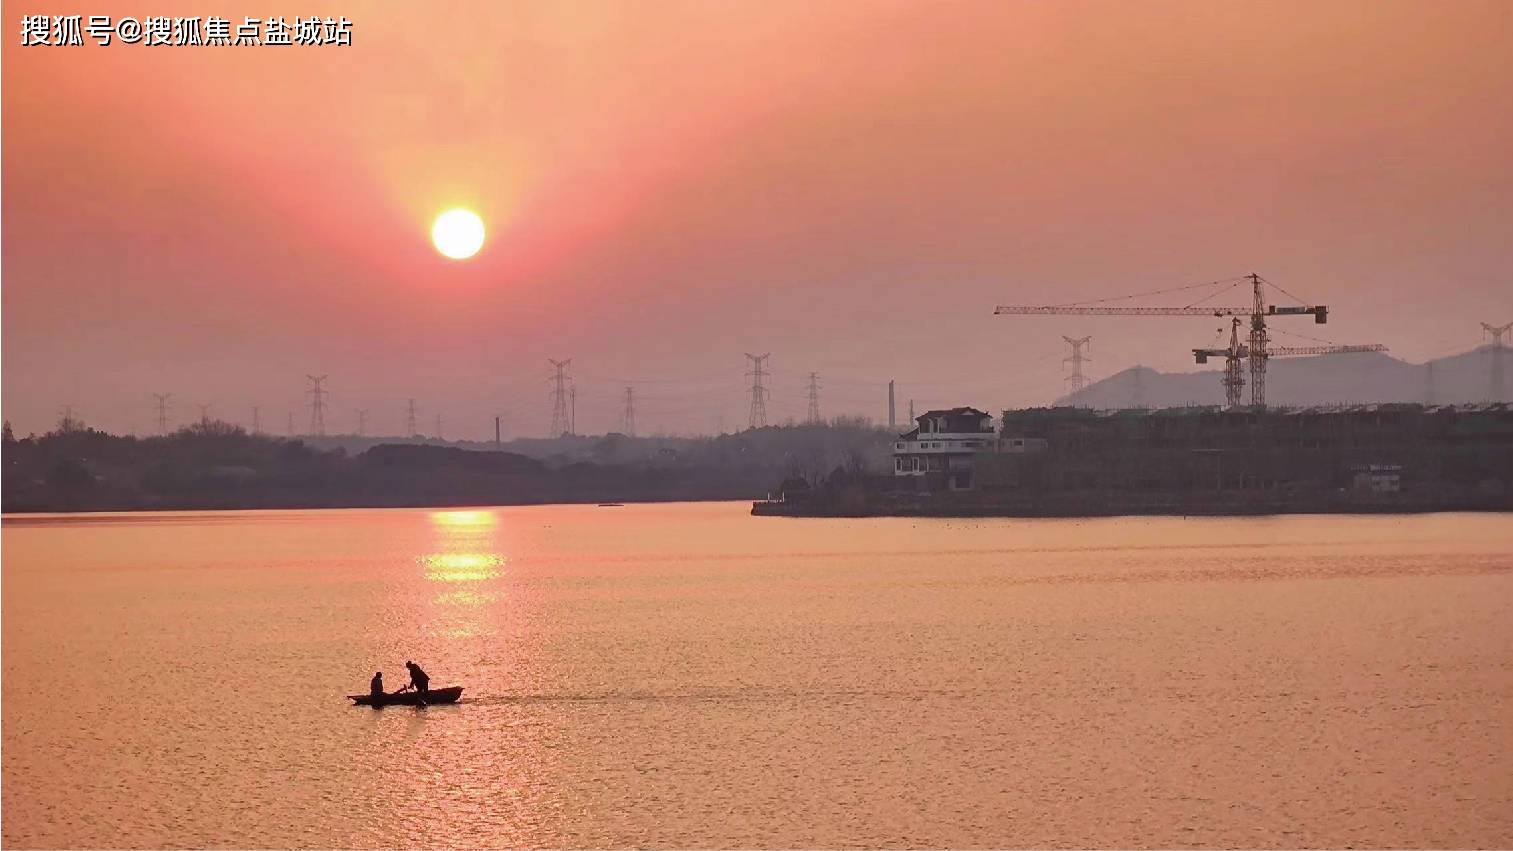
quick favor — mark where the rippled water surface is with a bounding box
[3,504,1511,848]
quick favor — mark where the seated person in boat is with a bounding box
[370,671,385,702]
[404,660,429,695]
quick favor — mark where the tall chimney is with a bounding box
[494,416,501,446]
[888,380,896,430]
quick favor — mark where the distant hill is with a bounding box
[1061,345,1512,408]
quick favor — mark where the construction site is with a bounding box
[757,273,1513,516]
[977,402,1512,512]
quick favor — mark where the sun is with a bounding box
[431,208,485,260]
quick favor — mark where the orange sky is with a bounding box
[4,0,1511,437]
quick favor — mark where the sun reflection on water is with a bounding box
[430,509,498,528]
[421,553,504,582]
[423,509,506,637]
[433,589,500,607]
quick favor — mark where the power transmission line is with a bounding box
[805,372,822,424]
[153,393,171,435]
[1483,321,1511,402]
[549,358,572,437]
[306,374,328,436]
[1063,336,1092,405]
[745,352,770,429]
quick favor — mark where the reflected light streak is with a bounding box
[421,553,503,582]
[430,509,498,528]
[434,589,500,608]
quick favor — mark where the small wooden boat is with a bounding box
[348,686,463,706]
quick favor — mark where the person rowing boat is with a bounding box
[404,660,430,696]
[350,662,458,707]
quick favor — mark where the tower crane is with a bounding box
[995,273,1327,407]
[1193,318,1388,408]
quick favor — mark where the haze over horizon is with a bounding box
[4,0,1511,439]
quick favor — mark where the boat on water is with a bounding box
[348,686,463,706]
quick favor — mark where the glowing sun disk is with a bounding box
[431,209,485,260]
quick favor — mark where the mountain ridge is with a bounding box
[1059,345,1511,408]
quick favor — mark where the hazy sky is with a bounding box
[4,0,1511,438]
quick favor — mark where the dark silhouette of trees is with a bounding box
[1,420,893,512]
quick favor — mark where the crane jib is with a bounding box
[992,305,1329,323]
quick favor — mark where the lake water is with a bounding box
[3,503,1510,848]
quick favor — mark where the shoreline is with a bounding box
[752,494,1513,518]
[0,494,760,517]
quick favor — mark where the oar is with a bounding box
[392,682,425,705]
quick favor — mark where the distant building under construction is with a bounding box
[980,402,1510,498]
[766,402,1513,516]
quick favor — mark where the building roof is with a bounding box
[917,406,990,419]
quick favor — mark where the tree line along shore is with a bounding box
[0,417,890,513]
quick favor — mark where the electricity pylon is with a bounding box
[153,393,171,435]
[805,372,822,424]
[1484,321,1512,402]
[1062,336,1092,405]
[549,359,572,437]
[745,353,770,429]
[621,387,636,436]
[306,375,328,436]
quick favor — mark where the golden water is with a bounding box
[3,504,1510,847]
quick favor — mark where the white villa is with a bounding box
[892,407,998,491]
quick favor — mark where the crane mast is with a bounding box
[995,273,1329,407]
[1194,318,1388,408]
